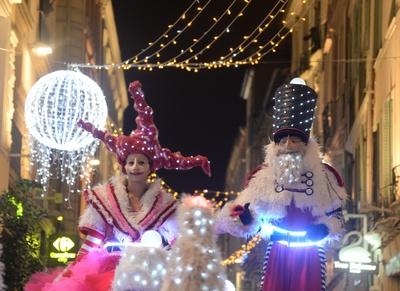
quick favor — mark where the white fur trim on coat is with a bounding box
[79,175,178,245]
[217,137,347,242]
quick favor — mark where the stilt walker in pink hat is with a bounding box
[25,81,211,291]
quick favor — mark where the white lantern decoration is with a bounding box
[25,70,108,201]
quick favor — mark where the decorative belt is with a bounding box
[270,234,309,243]
[269,226,323,247]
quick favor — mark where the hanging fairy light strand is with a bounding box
[130,0,289,70]
[188,0,292,68]
[66,0,314,71]
[216,0,286,64]
[24,70,109,208]
[156,0,252,70]
[122,0,205,65]
[221,234,263,266]
[244,6,309,63]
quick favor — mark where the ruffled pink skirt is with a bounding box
[25,250,121,291]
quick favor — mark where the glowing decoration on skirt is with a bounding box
[24,70,108,202]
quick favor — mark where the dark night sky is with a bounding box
[111,0,290,193]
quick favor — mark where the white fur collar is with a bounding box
[239,137,346,219]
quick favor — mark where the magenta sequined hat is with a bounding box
[78,81,211,176]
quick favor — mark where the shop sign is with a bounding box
[334,260,378,274]
[48,235,78,266]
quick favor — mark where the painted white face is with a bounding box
[277,136,306,155]
[124,153,151,180]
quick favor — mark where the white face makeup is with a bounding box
[124,153,151,181]
[277,136,306,154]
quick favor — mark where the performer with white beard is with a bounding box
[216,78,347,291]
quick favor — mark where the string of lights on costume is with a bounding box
[161,195,227,291]
[113,195,232,291]
[216,78,347,291]
[78,81,211,176]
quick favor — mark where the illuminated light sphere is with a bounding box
[24,70,108,201]
[290,77,306,85]
[224,280,235,291]
[25,70,108,151]
[141,230,162,248]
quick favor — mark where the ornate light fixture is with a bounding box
[25,70,108,201]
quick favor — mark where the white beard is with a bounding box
[271,152,304,184]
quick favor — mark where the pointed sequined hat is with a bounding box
[273,78,318,143]
[78,81,211,176]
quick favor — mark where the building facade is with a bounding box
[0,0,127,261]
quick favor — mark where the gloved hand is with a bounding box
[306,224,329,241]
[231,203,253,225]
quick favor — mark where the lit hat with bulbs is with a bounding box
[78,81,211,176]
[273,77,318,143]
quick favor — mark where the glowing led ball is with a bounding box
[141,230,163,248]
[25,70,108,151]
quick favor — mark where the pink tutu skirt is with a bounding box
[25,250,121,291]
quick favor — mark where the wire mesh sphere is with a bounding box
[25,70,108,151]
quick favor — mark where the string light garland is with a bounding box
[221,234,263,266]
[25,70,108,206]
[64,0,315,72]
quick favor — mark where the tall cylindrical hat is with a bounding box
[273,78,318,142]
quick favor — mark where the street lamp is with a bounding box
[30,42,52,55]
